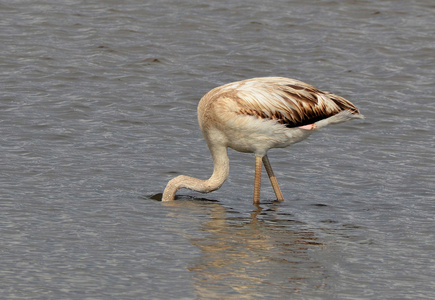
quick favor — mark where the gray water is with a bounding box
[1,0,434,299]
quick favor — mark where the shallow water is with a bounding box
[1,0,434,299]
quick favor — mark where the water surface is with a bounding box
[1,0,434,299]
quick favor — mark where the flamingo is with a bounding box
[162,77,363,203]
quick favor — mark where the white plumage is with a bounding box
[163,77,363,203]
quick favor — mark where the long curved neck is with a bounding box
[162,144,229,201]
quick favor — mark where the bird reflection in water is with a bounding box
[163,198,328,298]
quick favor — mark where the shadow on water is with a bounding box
[149,193,218,203]
[160,196,328,298]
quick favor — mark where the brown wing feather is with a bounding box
[230,78,360,128]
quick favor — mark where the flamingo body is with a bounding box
[163,77,363,203]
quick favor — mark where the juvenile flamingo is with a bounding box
[162,77,363,203]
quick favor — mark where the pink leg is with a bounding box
[262,155,284,201]
[253,156,262,204]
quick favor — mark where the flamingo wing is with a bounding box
[227,77,360,128]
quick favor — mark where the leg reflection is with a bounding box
[184,202,327,298]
